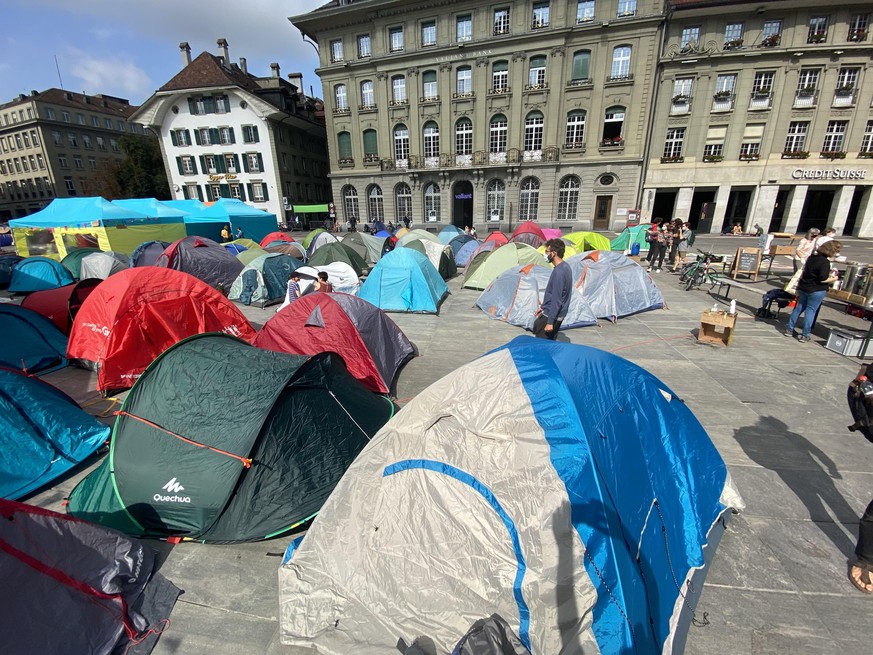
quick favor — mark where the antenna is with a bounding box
[54,55,65,89]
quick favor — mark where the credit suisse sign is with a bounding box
[791,168,867,180]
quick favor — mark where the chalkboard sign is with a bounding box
[731,247,762,281]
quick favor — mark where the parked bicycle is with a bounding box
[681,249,725,291]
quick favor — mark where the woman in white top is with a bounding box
[815,227,836,252]
[794,228,820,272]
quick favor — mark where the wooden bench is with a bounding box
[710,277,764,300]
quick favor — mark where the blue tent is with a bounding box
[8,256,75,293]
[224,243,248,255]
[358,248,448,314]
[0,305,68,374]
[130,240,171,267]
[438,225,465,244]
[0,368,109,500]
[8,197,151,229]
[185,199,278,245]
[113,198,191,220]
[0,254,24,287]
[163,199,207,213]
[454,238,481,267]
[278,336,742,654]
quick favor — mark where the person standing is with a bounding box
[784,239,841,342]
[349,216,357,232]
[847,364,873,593]
[793,228,820,272]
[286,272,302,304]
[403,215,411,229]
[220,224,231,242]
[533,239,573,340]
[672,221,691,273]
[469,224,477,239]
[234,226,244,240]
[647,222,668,273]
[645,218,662,265]
[815,227,837,251]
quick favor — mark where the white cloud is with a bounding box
[70,54,153,98]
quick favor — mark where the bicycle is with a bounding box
[683,249,725,291]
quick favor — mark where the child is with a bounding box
[286,272,302,304]
[314,271,333,293]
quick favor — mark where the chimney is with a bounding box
[239,57,247,74]
[179,42,191,67]
[287,72,303,91]
[217,38,229,66]
[270,62,280,78]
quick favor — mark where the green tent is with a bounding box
[236,246,268,266]
[60,248,102,280]
[67,333,395,543]
[396,229,441,248]
[302,228,328,249]
[564,231,612,252]
[610,225,649,251]
[463,242,547,290]
[307,242,368,276]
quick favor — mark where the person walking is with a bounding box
[784,239,841,342]
[793,228,820,272]
[847,364,873,593]
[533,238,573,340]
[647,222,668,273]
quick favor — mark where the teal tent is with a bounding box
[358,248,448,314]
[610,225,649,251]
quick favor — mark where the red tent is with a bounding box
[253,293,415,394]
[20,279,101,335]
[259,232,294,248]
[68,267,256,394]
[510,221,546,248]
[484,231,509,247]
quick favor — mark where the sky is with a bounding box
[1,0,328,105]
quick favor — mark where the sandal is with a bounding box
[848,560,873,594]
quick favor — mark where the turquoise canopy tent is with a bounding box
[114,198,191,220]
[184,198,278,244]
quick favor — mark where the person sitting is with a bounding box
[314,271,333,293]
[731,223,743,236]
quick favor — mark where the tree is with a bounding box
[109,135,171,199]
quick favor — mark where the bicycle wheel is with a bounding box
[679,263,696,283]
[686,268,704,291]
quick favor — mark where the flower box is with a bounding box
[723,39,744,50]
[760,34,781,48]
[796,86,817,96]
[807,32,827,43]
[781,150,809,159]
[702,155,724,163]
[739,153,760,161]
[820,151,847,160]
[713,91,733,100]
[858,151,873,159]
[600,137,624,147]
[672,94,690,103]
[835,85,855,95]
[752,89,772,98]
[848,29,867,42]
[660,155,684,163]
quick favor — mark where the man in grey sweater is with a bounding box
[533,238,573,340]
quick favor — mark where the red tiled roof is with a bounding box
[158,51,263,93]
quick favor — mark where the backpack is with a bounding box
[644,229,655,243]
[687,230,696,247]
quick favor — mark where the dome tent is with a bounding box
[129,240,171,267]
[61,247,103,280]
[254,293,416,394]
[228,253,301,307]
[0,254,24,287]
[20,278,101,335]
[564,231,612,252]
[155,236,244,291]
[68,333,396,543]
[260,232,294,248]
[610,225,649,252]
[79,251,128,279]
[306,241,368,276]
[454,238,482,267]
[463,242,546,290]
[278,337,742,654]
[401,238,457,279]
[358,248,448,314]
[8,256,74,293]
[509,221,546,248]
[0,304,69,374]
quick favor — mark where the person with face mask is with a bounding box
[533,238,572,340]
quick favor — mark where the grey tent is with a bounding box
[155,236,244,291]
[341,231,388,264]
[79,251,128,279]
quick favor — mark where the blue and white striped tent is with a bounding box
[279,336,742,654]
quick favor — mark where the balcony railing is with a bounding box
[793,89,817,108]
[748,90,773,110]
[670,95,692,115]
[711,92,735,112]
[419,95,440,103]
[606,74,633,84]
[337,157,354,167]
[333,106,351,115]
[563,141,586,151]
[566,78,593,88]
[493,25,510,36]
[452,91,475,100]
[489,86,511,95]
[362,154,380,164]
[388,99,409,107]
[833,87,856,107]
[523,82,549,92]
[358,104,377,112]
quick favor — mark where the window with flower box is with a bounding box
[723,22,744,49]
[662,127,685,161]
[783,122,809,156]
[576,1,595,24]
[494,8,510,35]
[821,120,848,157]
[859,121,873,157]
[760,21,782,48]
[808,16,828,43]
[491,61,509,93]
[848,14,868,41]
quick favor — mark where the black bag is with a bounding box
[645,230,655,243]
[848,380,873,444]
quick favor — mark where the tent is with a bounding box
[564,231,612,252]
[238,245,271,265]
[8,197,186,259]
[305,231,340,258]
[156,236,244,291]
[278,337,743,655]
[476,252,665,330]
[302,228,328,248]
[260,232,294,248]
[358,248,448,314]
[542,228,563,240]
[228,238,262,250]
[295,263,361,297]
[68,267,257,394]
[80,251,128,280]
[228,253,301,307]
[396,229,441,248]
[0,498,180,654]
[0,369,108,499]
[8,256,74,293]
[447,233,475,256]
[184,198,278,244]
[113,197,191,222]
[68,333,396,542]
[307,241,368,276]
[484,231,509,247]
[610,225,649,252]
[536,242,579,259]
[223,243,248,255]
[267,243,307,261]
[60,247,103,280]
[130,241,171,267]
[341,231,387,265]
[0,254,23,287]
[163,199,207,213]
[454,239,483,267]
[463,242,546,290]
[20,278,101,335]
[255,293,416,394]
[438,225,465,244]
[0,304,69,374]
[510,222,546,248]
[401,238,457,279]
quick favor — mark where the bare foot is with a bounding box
[848,562,873,594]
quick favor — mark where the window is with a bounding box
[64,177,76,195]
[528,56,546,88]
[357,34,371,58]
[487,179,505,221]
[724,22,744,48]
[494,8,510,35]
[610,46,632,80]
[423,182,440,221]
[836,67,859,92]
[247,153,261,172]
[36,154,45,169]
[492,61,509,92]
[518,177,540,222]
[180,156,196,174]
[392,76,407,103]
[367,185,385,222]
[861,121,873,154]
[343,185,360,221]
[784,122,809,153]
[117,120,125,131]
[422,71,438,101]
[251,183,265,202]
[224,154,238,173]
[662,127,685,159]
[389,26,404,52]
[394,124,410,161]
[335,84,349,111]
[91,116,99,127]
[681,26,700,49]
[337,132,352,160]
[703,126,727,159]
[67,133,78,147]
[603,107,625,141]
[15,134,23,149]
[457,15,472,42]
[524,111,544,153]
[565,111,586,145]
[330,39,344,63]
[821,120,848,153]
[808,16,828,42]
[82,134,91,149]
[395,183,412,219]
[172,129,190,146]
[455,118,473,155]
[61,111,70,123]
[197,128,211,145]
[70,155,81,170]
[30,130,39,146]
[105,118,113,129]
[532,2,550,29]
[229,184,241,200]
[363,129,378,158]
[58,154,68,168]
[577,1,595,23]
[421,20,437,47]
[753,71,774,94]
[849,14,869,41]
[672,77,694,100]
[242,125,259,143]
[797,69,820,93]
[96,136,105,150]
[109,139,118,152]
[456,67,472,95]
[361,80,375,108]
[75,113,84,125]
[557,176,581,222]
[22,156,30,171]
[571,51,591,83]
[45,108,55,120]
[423,121,440,158]
[490,114,508,153]
[762,20,782,43]
[617,0,636,17]
[219,127,235,145]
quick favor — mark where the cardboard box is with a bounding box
[698,310,737,346]
[825,329,867,357]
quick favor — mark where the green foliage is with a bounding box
[108,135,170,200]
